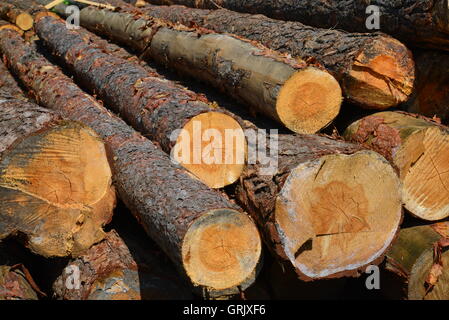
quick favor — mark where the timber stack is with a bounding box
[0,0,448,301]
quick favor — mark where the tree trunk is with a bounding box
[140,4,415,111]
[229,132,402,280]
[0,25,262,297]
[344,111,449,221]
[0,2,33,30]
[0,59,115,258]
[384,222,449,300]
[53,230,193,300]
[144,0,449,52]
[403,50,449,125]
[35,15,247,189]
[65,6,343,134]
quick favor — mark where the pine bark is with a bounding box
[0,26,262,297]
[64,6,343,134]
[144,0,449,52]
[140,4,415,110]
[53,230,193,300]
[344,111,449,221]
[0,59,115,258]
[384,222,449,300]
[229,132,402,280]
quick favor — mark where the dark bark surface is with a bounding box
[0,27,258,295]
[35,15,215,152]
[146,0,449,51]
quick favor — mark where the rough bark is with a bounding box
[384,222,449,300]
[403,50,449,125]
[344,111,449,221]
[0,2,33,31]
[229,132,402,280]
[35,15,246,189]
[0,59,115,258]
[53,230,193,300]
[144,0,449,52]
[65,6,343,134]
[140,4,415,110]
[0,264,39,300]
[0,26,262,297]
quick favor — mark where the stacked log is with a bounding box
[6,7,405,283]
[139,4,415,110]
[53,5,344,134]
[0,60,116,258]
[0,2,33,31]
[229,132,403,280]
[384,222,449,300]
[144,0,449,52]
[34,14,247,189]
[0,23,262,298]
[344,112,449,221]
[12,1,406,281]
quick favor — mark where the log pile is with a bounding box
[143,0,449,52]
[0,0,448,301]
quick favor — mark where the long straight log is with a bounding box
[0,24,262,297]
[344,112,449,221]
[53,230,193,300]
[34,14,246,189]
[59,6,343,134]
[229,132,403,280]
[144,0,449,52]
[140,4,415,111]
[384,222,449,300]
[404,50,449,125]
[0,60,115,258]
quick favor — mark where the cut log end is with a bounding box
[15,12,33,31]
[174,112,247,189]
[276,67,342,134]
[408,248,449,300]
[182,208,261,291]
[347,37,415,110]
[275,150,402,280]
[396,126,449,221]
[0,121,115,257]
[0,266,38,300]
